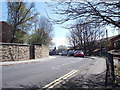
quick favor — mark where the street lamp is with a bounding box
[106,29,108,52]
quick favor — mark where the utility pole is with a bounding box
[105,28,115,87]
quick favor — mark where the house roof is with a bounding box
[99,34,120,42]
[110,34,120,40]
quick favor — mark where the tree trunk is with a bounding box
[10,26,16,43]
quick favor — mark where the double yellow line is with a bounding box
[43,70,78,89]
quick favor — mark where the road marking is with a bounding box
[52,60,83,69]
[43,70,78,89]
[43,70,75,88]
[51,67,60,69]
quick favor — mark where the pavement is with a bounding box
[0,56,56,66]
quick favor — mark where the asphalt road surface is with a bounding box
[2,56,104,88]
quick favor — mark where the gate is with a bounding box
[30,44,35,59]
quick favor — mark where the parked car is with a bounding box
[49,51,55,55]
[59,52,62,55]
[67,51,75,56]
[74,51,84,57]
[116,49,120,53]
[61,51,67,56]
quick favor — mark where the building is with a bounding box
[0,21,11,43]
[110,34,120,50]
[0,21,27,43]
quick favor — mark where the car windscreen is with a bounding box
[75,51,83,53]
[69,51,74,53]
[62,51,67,53]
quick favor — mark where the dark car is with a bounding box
[116,49,120,53]
[49,51,55,55]
[74,51,84,57]
[67,51,75,56]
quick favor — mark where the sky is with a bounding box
[0,1,69,48]
[0,1,119,48]
[35,2,70,47]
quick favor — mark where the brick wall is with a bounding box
[0,43,49,62]
[0,21,11,43]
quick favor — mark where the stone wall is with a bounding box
[42,45,49,58]
[34,45,49,59]
[35,45,42,59]
[0,43,29,62]
[0,43,49,62]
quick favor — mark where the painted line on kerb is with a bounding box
[43,70,78,89]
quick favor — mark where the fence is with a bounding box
[0,43,49,62]
[92,51,120,86]
[113,53,120,85]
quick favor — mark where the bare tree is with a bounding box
[67,19,105,54]
[67,28,78,50]
[38,17,53,38]
[29,17,54,45]
[7,2,38,43]
[49,1,120,28]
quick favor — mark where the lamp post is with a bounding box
[106,29,108,52]
[105,28,115,86]
[105,28,109,86]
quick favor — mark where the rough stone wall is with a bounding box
[42,45,49,58]
[0,46,3,61]
[34,45,49,59]
[18,46,29,60]
[0,44,29,62]
[0,43,49,62]
[35,45,42,59]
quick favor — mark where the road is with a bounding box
[2,56,105,88]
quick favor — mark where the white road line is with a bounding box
[52,60,83,69]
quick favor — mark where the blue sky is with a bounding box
[35,2,70,47]
[0,1,69,47]
[0,1,119,48]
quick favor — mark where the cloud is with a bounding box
[52,37,68,47]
